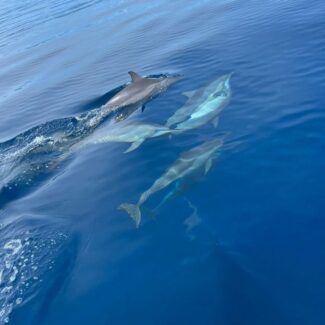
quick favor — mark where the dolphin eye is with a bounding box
[212,90,226,98]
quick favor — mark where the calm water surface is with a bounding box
[0,0,325,324]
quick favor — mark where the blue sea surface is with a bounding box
[0,0,325,324]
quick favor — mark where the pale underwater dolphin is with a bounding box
[166,73,232,130]
[86,121,181,153]
[118,137,224,227]
[102,71,180,121]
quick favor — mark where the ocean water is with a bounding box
[1,0,325,324]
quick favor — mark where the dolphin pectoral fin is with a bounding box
[128,71,143,82]
[141,105,146,112]
[212,117,219,128]
[205,158,213,175]
[124,139,145,153]
[182,90,196,98]
[118,203,141,227]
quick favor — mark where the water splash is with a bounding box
[0,112,102,208]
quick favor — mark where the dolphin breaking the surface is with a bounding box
[103,71,180,121]
[76,71,180,127]
[118,137,224,227]
[166,73,232,130]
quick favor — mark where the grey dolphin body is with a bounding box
[101,71,180,121]
[166,73,232,130]
[118,137,223,227]
[78,71,180,127]
[86,122,180,153]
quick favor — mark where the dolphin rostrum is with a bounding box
[86,122,180,153]
[102,71,180,121]
[166,73,232,130]
[118,137,224,227]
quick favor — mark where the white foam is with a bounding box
[4,240,22,255]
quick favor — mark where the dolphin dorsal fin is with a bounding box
[128,71,143,82]
[182,90,196,98]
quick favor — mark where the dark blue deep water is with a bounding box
[1,1,325,324]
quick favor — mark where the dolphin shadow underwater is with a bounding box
[0,71,179,209]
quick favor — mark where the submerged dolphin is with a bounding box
[103,71,180,121]
[118,137,223,227]
[166,73,232,130]
[86,122,180,153]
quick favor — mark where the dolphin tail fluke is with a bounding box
[124,139,145,153]
[118,203,141,227]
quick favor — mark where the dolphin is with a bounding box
[166,73,232,130]
[86,121,180,153]
[75,71,180,127]
[118,137,224,227]
[102,71,180,121]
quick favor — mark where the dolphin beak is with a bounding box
[169,74,182,84]
[227,72,234,80]
[222,72,233,87]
